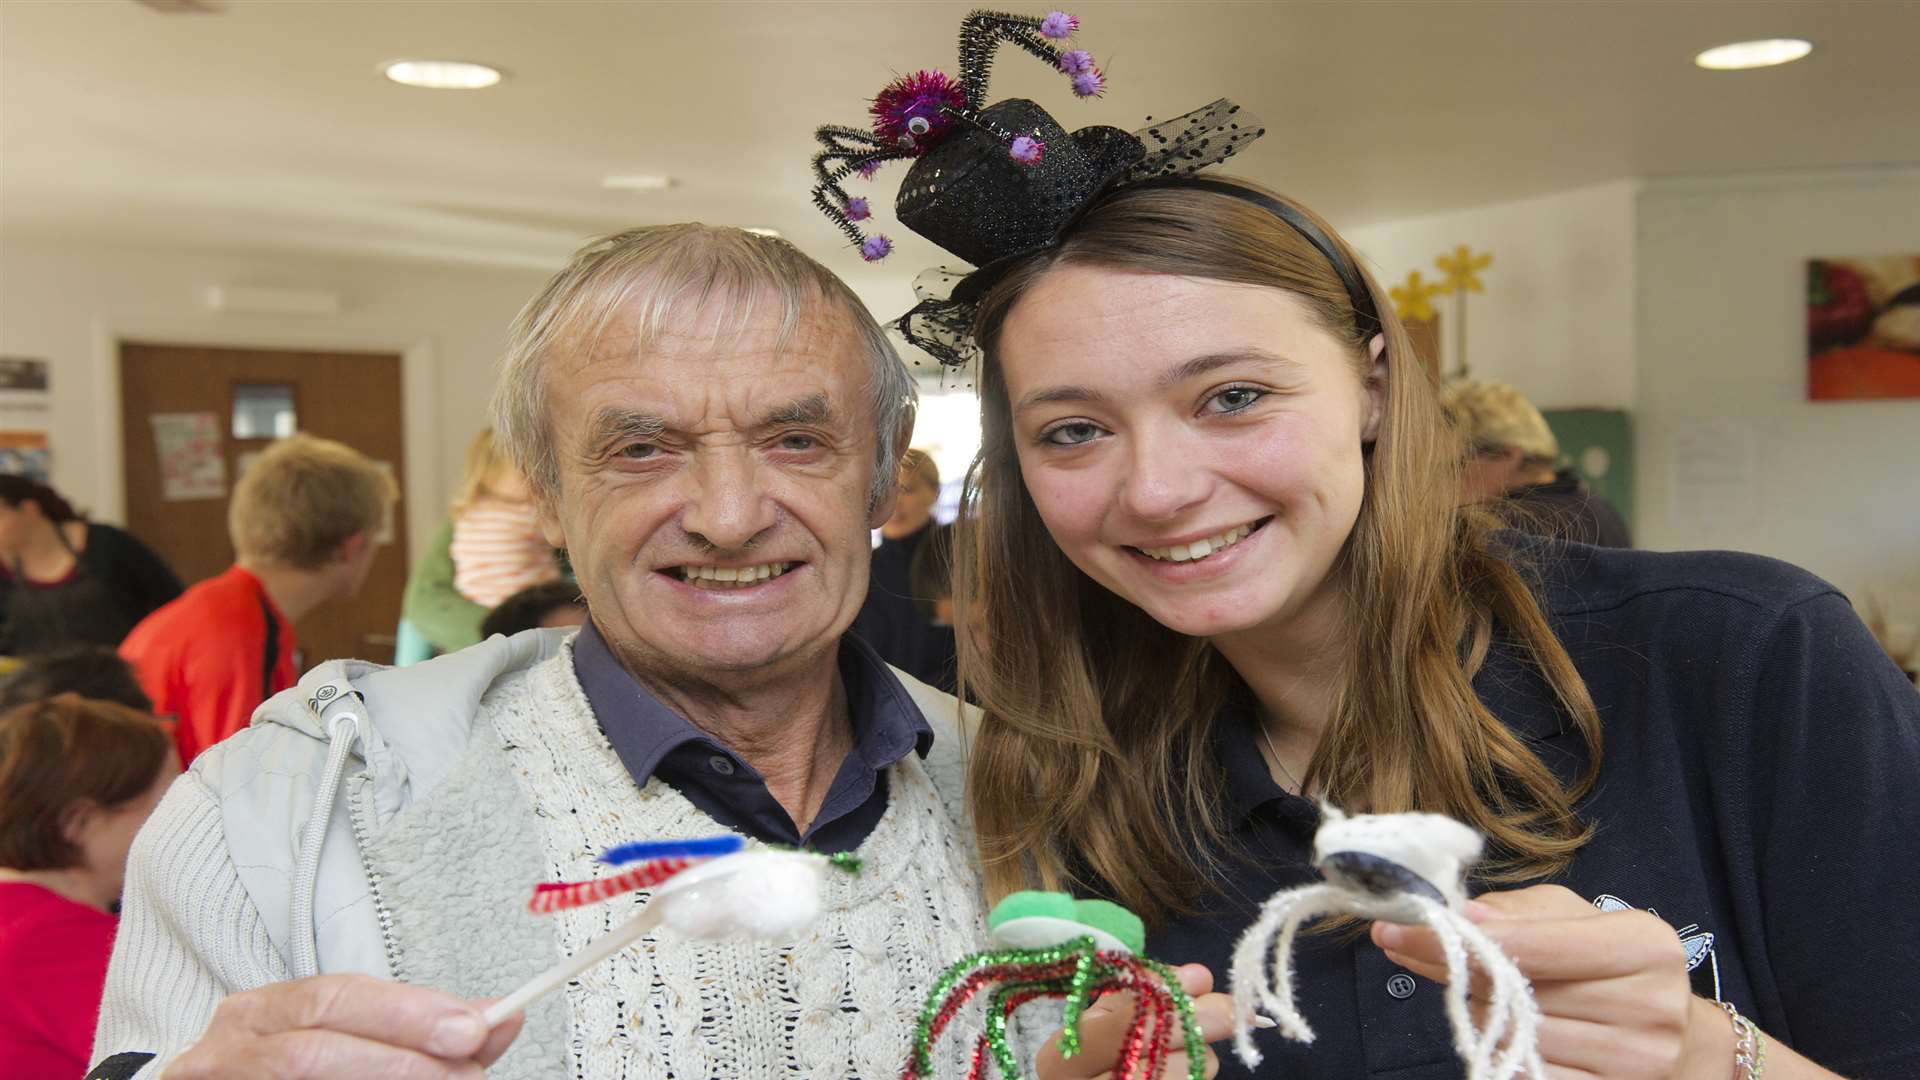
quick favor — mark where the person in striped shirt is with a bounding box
[448,429,563,608]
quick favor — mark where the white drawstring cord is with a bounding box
[290,708,359,980]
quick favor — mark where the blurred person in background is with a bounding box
[450,428,563,608]
[398,430,572,664]
[852,448,958,690]
[394,517,484,663]
[0,694,175,1077]
[0,477,181,656]
[909,522,957,629]
[1442,379,1631,548]
[0,644,155,715]
[479,580,587,640]
[120,434,395,767]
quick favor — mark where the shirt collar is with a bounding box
[1212,630,1573,830]
[1214,696,1320,831]
[572,619,933,788]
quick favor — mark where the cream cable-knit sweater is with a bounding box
[494,649,988,1078]
[95,642,994,1078]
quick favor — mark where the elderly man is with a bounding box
[87,226,990,1079]
[1442,379,1632,549]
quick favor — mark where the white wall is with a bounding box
[1345,180,1639,409]
[0,238,551,558]
[1634,167,1920,624]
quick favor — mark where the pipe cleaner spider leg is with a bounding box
[810,125,910,255]
[1409,896,1482,1069]
[1445,904,1546,1080]
[906,956,1081,1079]
[1054,941,1102,1057]
[812,124,894,186]
[1228,882,1344,1065]
[985,975,1078,1078]
[1129,956,1210,1080]
[956,11,1075,108]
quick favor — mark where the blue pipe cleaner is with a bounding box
[599,835,744,867]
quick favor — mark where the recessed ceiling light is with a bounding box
[382,59,503,89]
[1694,38,1813,71]
[602,174,675,191]
[743,227,783,238]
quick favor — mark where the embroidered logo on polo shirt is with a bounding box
[1594,893,1722,1000]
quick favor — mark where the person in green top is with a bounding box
[396,516,487,661]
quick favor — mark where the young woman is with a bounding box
[0,477,181,654]
[955,179,1919,1080]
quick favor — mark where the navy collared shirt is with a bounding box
[1132,540,1920,1079]
[571,619,934,854]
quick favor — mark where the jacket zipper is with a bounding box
[346,773,404,979]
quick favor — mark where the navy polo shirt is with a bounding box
[571,620,933,853]
[1139,541,1920,1080]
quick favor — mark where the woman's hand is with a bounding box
[1370,884,1734,1080]
[1035,963,1232,1080]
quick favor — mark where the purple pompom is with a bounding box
[871,70,968,153]
[1056,49,1094,75]
[1039,11,1078,39]
[857,160,882,181]
[1071,68,1105,98]
[1008,136,1045,166]
[845,196,871,222]
[860,235,893,262]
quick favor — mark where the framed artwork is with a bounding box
[1807,255,1920,401]
[0,430,52,483]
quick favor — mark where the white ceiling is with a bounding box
[3,0,1917,282]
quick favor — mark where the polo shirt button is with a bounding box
[708,755,736,776]
[1386,973,1417,1000]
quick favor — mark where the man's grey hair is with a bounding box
[491,224,918,508]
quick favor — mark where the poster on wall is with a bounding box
[0,431,51,483]
[150,411,228,501]
[0,357,50,412]
[1669,419,1757,530]
[1807,254,1920,400]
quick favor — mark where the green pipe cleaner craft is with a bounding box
[903,891,1208,1080]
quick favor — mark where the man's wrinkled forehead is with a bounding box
[555,280,866,377]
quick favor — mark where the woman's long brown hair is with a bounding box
[955,180,1602,927]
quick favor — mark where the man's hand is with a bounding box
[1035,963,1231,1080]
[1371,884,1721,1080]
[162,975,523,1079]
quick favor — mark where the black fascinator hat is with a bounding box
[808,9,1267,367]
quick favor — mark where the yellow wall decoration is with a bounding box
[1390,270,1443,322]
[1431,245,1492,378]
[1434,245,1492,294]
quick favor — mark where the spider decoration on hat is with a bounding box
[903,892,1208,1080]
[811,9,1103,261]
[1229,808,1547,1080]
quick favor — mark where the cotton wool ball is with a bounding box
[659,879,734,939]
[721,855,824,940]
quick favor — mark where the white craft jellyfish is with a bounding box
[1228,807,1546,1080]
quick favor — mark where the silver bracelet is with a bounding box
[1718,1000,1767,1079]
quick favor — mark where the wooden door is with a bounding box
[119,342,408,666]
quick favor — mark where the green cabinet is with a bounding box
[1541,408,1634,532]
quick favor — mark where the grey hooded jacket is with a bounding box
[90,628,981,1079]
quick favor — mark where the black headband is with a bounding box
[1129,176,1381,333]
